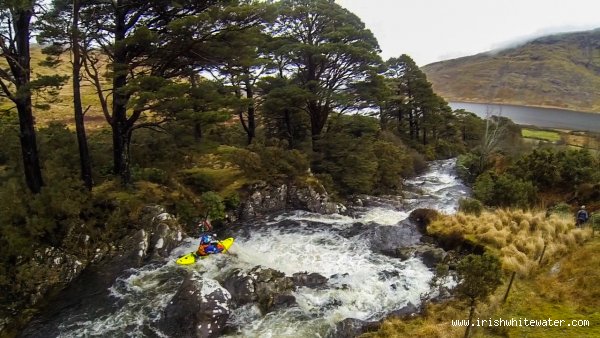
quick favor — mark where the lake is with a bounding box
[449,102,600,133]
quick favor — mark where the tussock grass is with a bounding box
[364,232,600,338]
[428,209,593,277]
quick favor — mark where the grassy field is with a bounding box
[521,129,561,142]
[1,46,109,130]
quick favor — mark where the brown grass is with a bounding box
[428,210,593,276]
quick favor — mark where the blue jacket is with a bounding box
[577,209,589,221]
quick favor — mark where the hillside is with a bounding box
[423,28,600,113]
[0,46,108,130]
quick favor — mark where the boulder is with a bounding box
[389,302,419,318]
[326,318,379,338]
[409,208,440,233]
[223,266,296,314]
[238,182,341,220]
[139,205,185,260]
[292,272,328,289]
[14,247,85,307]
[222,269,257,305]
[159,273,231,338]
[418,247,447,269]
[364,223,422,254]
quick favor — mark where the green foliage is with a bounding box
[458,198,484,216]
[180,167,243,195]
[548,202,572,216]
[455,253,503,303]
[510,148,599,191]
[456,151,490,185]
[258,76,311,148]
[200,191,225,221]
[315,115,379,195]
[132,167,169,185]
[473,172,537,208]
[310,115,417,195]
[274,0,382,139]
[373,140,411,193]
[228,144,310,182]
[379,55,467,159]
[0,176,91,290]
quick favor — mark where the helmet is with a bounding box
[200,234,212,244]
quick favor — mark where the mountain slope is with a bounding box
[423,28,600,113]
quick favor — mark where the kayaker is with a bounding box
[196,233,225,256]
[196,219,224,256]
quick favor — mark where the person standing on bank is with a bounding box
[576,205,589,227]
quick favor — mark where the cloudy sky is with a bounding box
[336,0,600,66]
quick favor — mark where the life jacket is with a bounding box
[577,210,588,220]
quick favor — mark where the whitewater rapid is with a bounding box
[51,158,469,337]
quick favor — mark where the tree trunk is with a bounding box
[72,0,93,190]
[464,299,476,338]
[111,1,131,184]
[538,242,547,265]
[13,8,44,194]
[309,102,328,152]
[503,271,517,303]
[194,122,202,141]
[243,76,255,145]
[408,109,415,140]
[284,108,294,148]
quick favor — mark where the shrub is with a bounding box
[228,144,309,183]
[373,140,412,193]
[132,167,169,185]
[458,198,483,216]
[473,172,537,208]
[200,191,225,221]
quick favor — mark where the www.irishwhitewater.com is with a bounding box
[451,318,590,327]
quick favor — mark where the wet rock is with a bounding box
[418,247,447,269]
[17,205,186,337]
[389,302,419,318]
[250,267,296,314]
[326,318,379,338]
[223,266,296,314]
[14,247,85,307]
[394,247,415,261]
[139,205,185,260]
[222,269,257,305]
[409,208,440,233]
[158,273,231,338]
[292,272,328,289]
[238,182,340,220]
[364,223,422,254]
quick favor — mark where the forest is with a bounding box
[1,0,599,336]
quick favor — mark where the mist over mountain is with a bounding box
[423,28,600,113]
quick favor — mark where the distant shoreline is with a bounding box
[448,101,600,133]
[447,99,600,115]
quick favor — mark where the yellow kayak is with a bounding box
[176,237,234,265]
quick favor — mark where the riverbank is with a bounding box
[363,211,598,338]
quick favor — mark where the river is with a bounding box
[449,102,600,133]
[21,159,469,338]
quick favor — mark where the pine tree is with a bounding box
[0,1,66,193]
[273,0,381,151]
